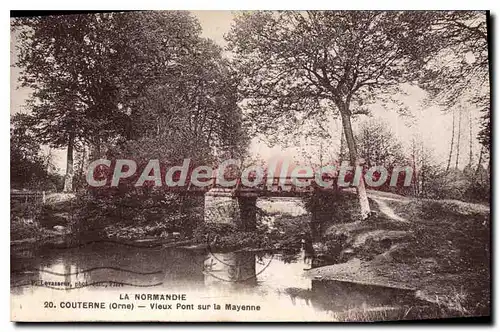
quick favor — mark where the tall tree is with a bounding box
[356,119,407,169]
[109,12,249,161]
[12,14,131,191]
[455,108,462,169]
[409,11,489,151]
[10,114,49,189]
[12,11,239,192]
[227,11,431,219]
[469,108,474,166]
[446,110,456,172]
[409,136,438,197]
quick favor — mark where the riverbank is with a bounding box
[11,193,75,245]
[11,190,490,319]
[304,190,490,318]
[10,194,299,252]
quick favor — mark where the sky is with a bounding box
[10,11,486,173]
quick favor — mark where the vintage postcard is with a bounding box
[10,10,490,322]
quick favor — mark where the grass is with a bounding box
[329,304,475,322]
[310,192,491,319]
[10,194,77,243]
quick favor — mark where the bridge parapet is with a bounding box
[178,175,339,197]
[204,188,257,230]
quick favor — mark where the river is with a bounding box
[11,240,421,321]
[11,197,426,321]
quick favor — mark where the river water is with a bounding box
[11,198,425,321]
[11,240,419,321]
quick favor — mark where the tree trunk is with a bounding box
[76,145,87,191]
[90,136,101,161]
[475,146,484,182]
[45,148,53,173]
[420,144,425,195]
[63,132,75,192]
[339,106,371,220]
[411,140,419,196]
[446,110,455,172]
[469,109,473,166]
[79,145,86,176]
[455,109,462,169]
[339,127,346,161]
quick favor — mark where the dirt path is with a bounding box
[371,197,408,223]
[366,190,409,223]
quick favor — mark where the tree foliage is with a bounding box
[10,114,62,190]
[13,12,248,235]
[226,11,436,218]
[407,11,490,150]
[356,119,407,169]
[13,11,248,193]
[13,14,129,149]
[227,11,426,133]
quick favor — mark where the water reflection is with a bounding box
[203,252,257,286]
[11,243,421,318]
[284,280,416,313]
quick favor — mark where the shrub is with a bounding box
[72,188,203,239]
[193,222,272,251]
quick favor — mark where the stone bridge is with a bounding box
[200,176,339,231]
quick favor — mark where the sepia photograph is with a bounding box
[9,9,491,322]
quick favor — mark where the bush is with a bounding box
[72,188,203,239]
[268,215,311,250]
[11,200,50,241]
[11,200,43,222]
[305,191,361,224]
[422,169,490,203]
[193,222,272,251]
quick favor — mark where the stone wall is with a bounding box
[204,188,257,230]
